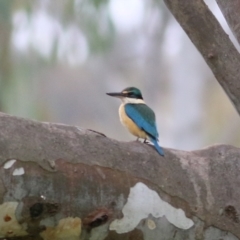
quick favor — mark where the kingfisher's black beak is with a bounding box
[106,92,124,97]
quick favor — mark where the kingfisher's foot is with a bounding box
[136,138,139,142]
[144,139,150,144]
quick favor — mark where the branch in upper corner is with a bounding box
[216,0,240,46]
[163,0,240,116]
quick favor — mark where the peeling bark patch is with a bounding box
[83,208,112,229]
[29,202,60,220]
[224,205,239,223]
[89,224,109,240]
[0,202,28,238]
[16,197,61,228]
[147,219,156,230]
[4,214,11,222]
[41,195,46,200]
[30,203,44,219]
[40,217,81,240]
[3,159,16,169]
[12,167,25,176]
[47,160,55,169]
[110,182,194,233]
[106,227,144,240]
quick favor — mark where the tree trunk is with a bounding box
[216,0,240,45]
[163,0,240,116]
[0,112,239,239]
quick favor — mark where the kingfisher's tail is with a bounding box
[150,137,164,156]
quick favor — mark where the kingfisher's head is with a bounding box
[106,87,144,103]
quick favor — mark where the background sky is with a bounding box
[1,0,240,151]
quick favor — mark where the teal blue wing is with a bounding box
[124,103,159,140]
[125,103,164,156]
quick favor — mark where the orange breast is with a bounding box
[119,104,147,139]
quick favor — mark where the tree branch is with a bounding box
[163,0,240,116]
[0,112,240,239]
[216,0,240,45]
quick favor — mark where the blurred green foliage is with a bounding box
[0,0,116,112]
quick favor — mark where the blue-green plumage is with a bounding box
[124,104,158,139]
[125,104,164,156]
[106,86,164,156]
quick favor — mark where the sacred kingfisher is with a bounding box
[106,87,164,156]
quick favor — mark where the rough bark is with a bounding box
[0,112,240,240]
[163,0,240,116]
[216,0,240,45]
